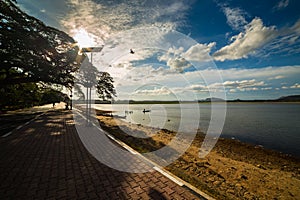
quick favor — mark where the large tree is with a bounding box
[0,0,116,110]
[75,58,116,102]
[0,82,41,109]
[0,0,81,88]
[96,72,116,101]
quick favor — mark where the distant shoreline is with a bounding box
[75,100,300,104]
[73,94,300,104]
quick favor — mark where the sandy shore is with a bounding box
[96,114,300,200]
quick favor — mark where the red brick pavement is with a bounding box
[0,110,206,199]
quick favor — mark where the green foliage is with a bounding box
[40,88,69,105]
[0,0,116,108]
[96,72,117,101]
[0,83,68,111]
[0,0,80,88]
[0,83,41,110]
[74,57,116,102]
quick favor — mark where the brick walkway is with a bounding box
[0,109,206,199]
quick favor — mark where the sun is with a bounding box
[73,28,96,48]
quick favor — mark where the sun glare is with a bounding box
[73,28,96,48]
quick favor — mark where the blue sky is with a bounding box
[17,0,300,100]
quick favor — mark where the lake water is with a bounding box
[94,103,300,157]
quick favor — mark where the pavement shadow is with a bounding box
[148,188,167,200]
[0,109,198,199]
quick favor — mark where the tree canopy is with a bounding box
[0,0,81,88]
[75,57,116,101]
[0,83,69,110]
[0,0,116,110]
[96,72,117,101]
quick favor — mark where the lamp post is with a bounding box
[81,46,103,125]
[70,89,73,110]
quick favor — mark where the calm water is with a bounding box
[94,103,300,157]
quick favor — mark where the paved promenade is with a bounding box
[0,109,206,199]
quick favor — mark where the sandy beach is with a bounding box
[97,114,300,200]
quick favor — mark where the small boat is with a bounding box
[125,110,133,115]
[142,109,151,113]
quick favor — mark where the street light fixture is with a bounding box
[81,46,103,125]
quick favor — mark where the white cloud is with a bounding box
[273,0,289,11]
[112,49,157,66]
[261,87,272,90]
[183,42,216,62]
[106,64,300,100]
[290,83,300,88]
[221,6,248,30]
[205,79,266,92]
[223,79,265,88]
[213,18,278,61]
[217,65,300,80]
[215,4,300,61]
[182,79,268,95]
[157,47,191,72]
[133,87,172,96]
[186,84,208,92]
[292,19,300,34]
[257,19,300,57]
[156,1,189,18]
[156,43,215,72]
[180,65,300,94]
[61,0,191,45]
[268,75,285,80]
[166,57,191,72]
[138,65,300,87]
[61,0,109,45]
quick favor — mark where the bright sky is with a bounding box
[18,0,300,100]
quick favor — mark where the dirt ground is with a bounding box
[97,115,300,200]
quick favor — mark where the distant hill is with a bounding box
[277,95,300,102]
[228,95,300,102]
[202,97,226,102]
[200,95,300,103]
